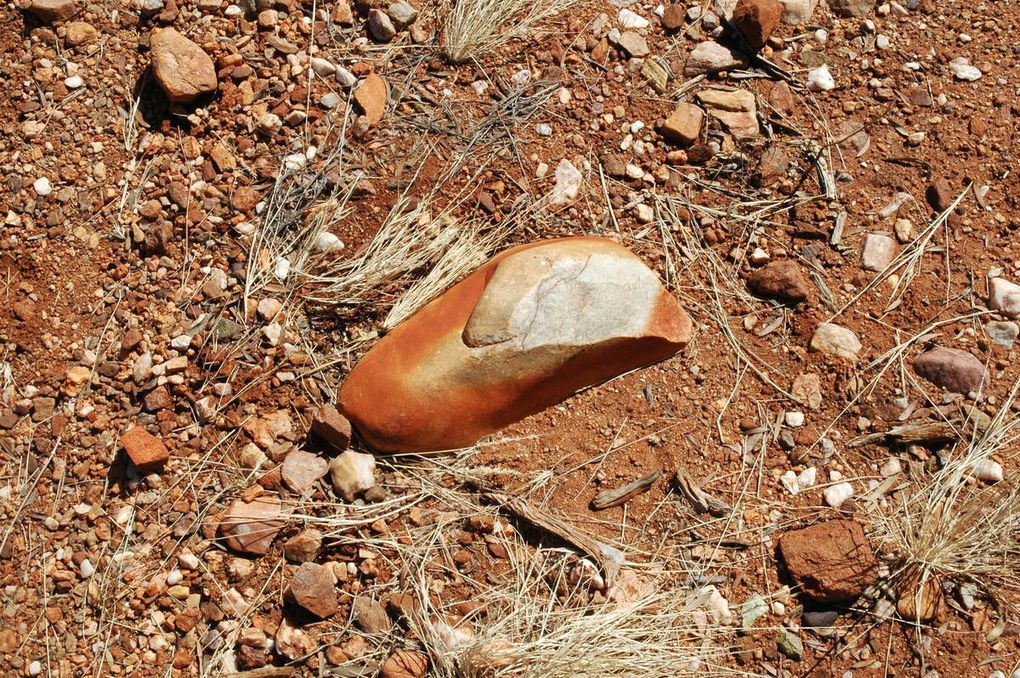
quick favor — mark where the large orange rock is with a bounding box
[339,237,692,452]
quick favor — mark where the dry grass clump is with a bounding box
[411,548,733,678]
[870,379,1020,618]
[438,0,579,64]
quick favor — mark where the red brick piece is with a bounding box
[121,426,170,472]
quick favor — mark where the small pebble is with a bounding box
[33,177,52,196]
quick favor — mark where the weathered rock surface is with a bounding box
[26,0,78,23]
[285,562,337,619]
[778,520,876,602]
[149,28,218,103]
[685,41,748,76]
[989,277,1020,318]
[339,238,692,452]
[731,0,784,49]
[778,0,816,23]
[121,426,170,472]
[281,450,329,494]
[746,260,810,304]
[659,103,704,146]
[810,323,861,361]
[697,88,759,140]
[329,450,376,500]
[861,233,895,272]
[219,495,292,555]
[310,404,352,451]
[830,0,873,17]
[912,346,987,394]
[354,73,388,125]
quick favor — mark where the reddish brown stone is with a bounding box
[381,650,428,678]
[746,260,810,304]
[912,346,988,394]
[285,562,338,619]
[310,405,352,451]
[339,238,692,452]
[778,520,876,603]
[731,0,784,49]
[121,426,170,472]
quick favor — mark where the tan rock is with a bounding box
[27,0,78,23]
[659,103,703,146]
[150,28,218,104]
[64,21,97,45]
[354,73,388,125]
[339,238,692,452]
[697,88,759,140]
[219,495,292,555]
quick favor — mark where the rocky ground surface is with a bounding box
[4,0,1020,675]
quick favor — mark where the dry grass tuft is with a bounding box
[438,0,579,64]
[871,378,1020,617]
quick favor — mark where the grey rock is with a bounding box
[986,321,1018,348]
[352,596,390,634]
[830,0,873,17]
[367,8,396,41]
[387,0,417,28]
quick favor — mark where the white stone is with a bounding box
[536,123,553,137]
[880,458,901,477]
[171,334,192,350]
[274,257,291,279]
[785,411,805,427]
[781,470,800,495]
[797,466,817,489]
[80,558,96,578]
[634,203,654,224]
[329,450,377,501]
[950,57,982,81]
[824,482,854,508]
[28,661,42,676]
[806,64,835,92]
[166,569,183,586]
[618,8,649,28]
[178,552,200,570]
[314,231,345,253]
[335,67,357,88]
[810,323,862,361]
[65,75,83,88]
[778,0,817,24]
[33,177,52,196]
[549,159,582,206]
[310,57,336,77]
[989,277,1020,317]
[972,459,1003,483]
